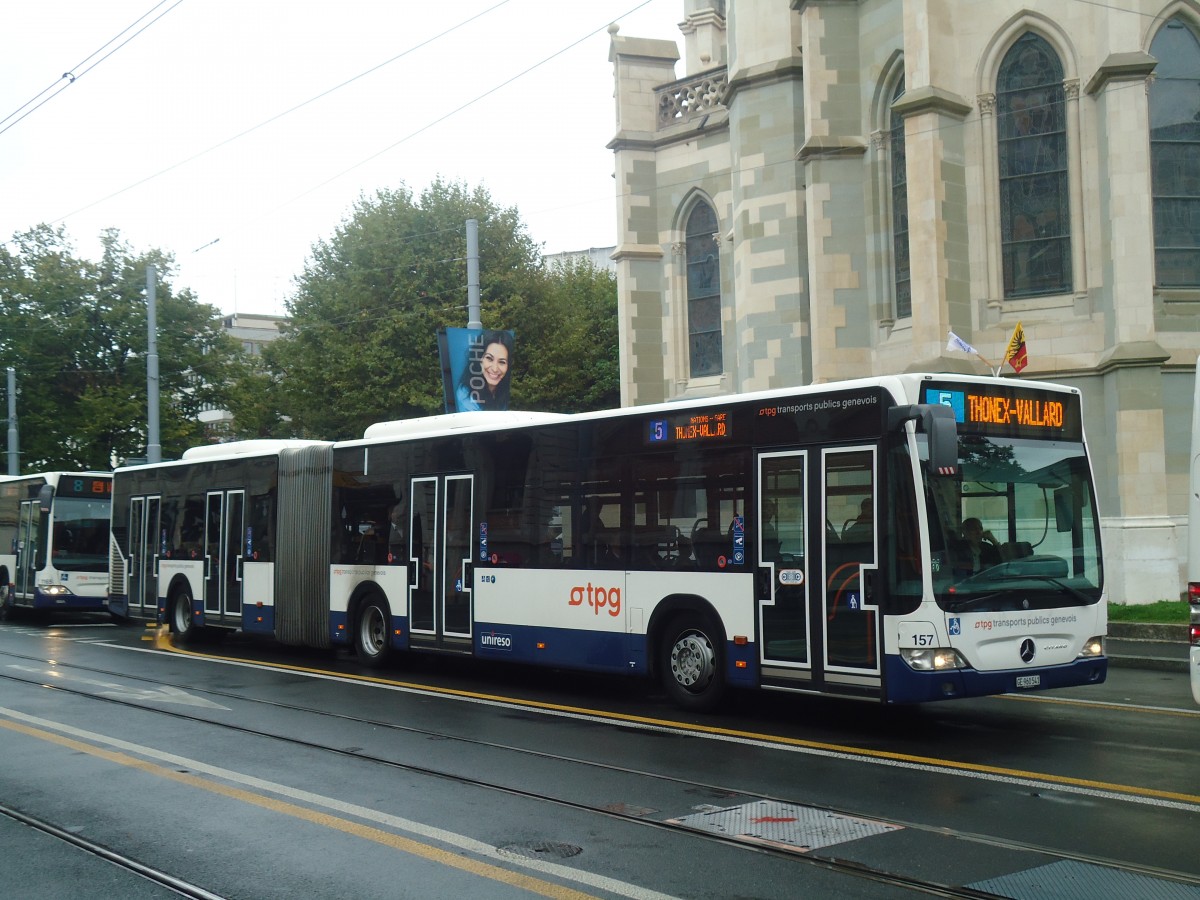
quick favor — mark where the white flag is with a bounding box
[947,331,977,355]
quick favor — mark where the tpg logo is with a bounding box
[480,631,513,650]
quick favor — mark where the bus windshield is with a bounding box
[922,435,1103,611]
[50,496,110,572]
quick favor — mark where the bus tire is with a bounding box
[169,588,197,644]
[659,612,725,712]
[355,596,391,668]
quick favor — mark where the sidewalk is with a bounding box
[1105,622,1190,673]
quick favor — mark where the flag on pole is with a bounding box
[1004,321,1028,374]
[947,331,977,355]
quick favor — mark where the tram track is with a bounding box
[0,801,227,900]
[0,641,1197,900]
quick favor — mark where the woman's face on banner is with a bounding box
[482,341,509,389]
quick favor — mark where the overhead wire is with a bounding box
[0,0,183,137]
[4,0,1182,315]
[52,0,516,227]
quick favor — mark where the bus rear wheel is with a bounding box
[170,589,197,644]
[355,597,391,668]
[659,612,725,712]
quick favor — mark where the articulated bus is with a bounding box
[109,373,1106,709]
[1,472,113,616]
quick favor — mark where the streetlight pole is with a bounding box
[6,366,17,476]
[146,266,162,464]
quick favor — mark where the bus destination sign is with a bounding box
[57,477,113,499]
[647,409,731,445]
[923,382,1082,440]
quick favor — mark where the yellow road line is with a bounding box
[0,717,599,900]
[153,633,1200,808]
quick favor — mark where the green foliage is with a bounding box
[269,178,619,439]
[1108,600,1189,624]
[519,257,620,413]
[0,225,243,469]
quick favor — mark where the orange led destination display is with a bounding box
[967,394,1064,428]
[923,382,1081,440]
[647,409,731,444]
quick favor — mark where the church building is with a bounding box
[607,0,1200,603]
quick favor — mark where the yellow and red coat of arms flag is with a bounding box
[1004,321,1028,374]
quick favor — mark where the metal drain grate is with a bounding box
[666,800,901,853]
[968,860,1200,900]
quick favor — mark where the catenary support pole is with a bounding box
[466,218,481,330]
[6,367,17,475]
[146,266,162,464]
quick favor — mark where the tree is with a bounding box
[518,257,619,413]
[268,178,619,440]
[0,226,243,470]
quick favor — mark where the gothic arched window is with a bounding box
[889,77,911,318]
[997,33,1071,298]
[1149,17,1200,288]
[685,202,722,377]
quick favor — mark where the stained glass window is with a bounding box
[890,77,911,318]
[1149,18,1200,288]
[997,33,1071,298]
[686,202,722,377]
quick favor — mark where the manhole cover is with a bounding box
[497,841,583,860]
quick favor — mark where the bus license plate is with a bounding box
[1015,675,1041,689]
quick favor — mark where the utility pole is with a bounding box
[466,218,481,330]
[6,367,17,475]
[146,266,162,464]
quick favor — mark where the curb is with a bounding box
[1107,622,1188,641]
[1106,622,1189,673]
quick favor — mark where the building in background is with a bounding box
[608,1,1200,603]
[543,246,618,274]
[221,313,287,357]
[198,313,288,435]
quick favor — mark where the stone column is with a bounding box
[725,0,807,390]
[890,86,973,370]
[1086,53,1176,603]
[796,0,868,384]
[609,31,680,406]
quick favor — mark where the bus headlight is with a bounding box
[1078,635,1105,658]
[38,584,74,597]
[900,647,967,671]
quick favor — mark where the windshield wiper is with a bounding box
[943,591,1004,612]
[1008,573,1095,605]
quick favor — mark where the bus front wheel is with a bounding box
[355,597,392,668]
[659,613,726,712]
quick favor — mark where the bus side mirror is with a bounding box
[888,404,959,476]
[37,484,54,513]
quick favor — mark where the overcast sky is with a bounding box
[0,0,682,316]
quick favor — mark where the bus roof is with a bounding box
[362,411,570,440]
[180,439,332,462]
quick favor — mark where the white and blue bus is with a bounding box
[109,373,1106,708]
[1,471,113,616]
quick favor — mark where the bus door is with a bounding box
[758,451,811,668]
[408,474,474,645]
[203,490,245,621]
[821,446,881,685]
[126,496,161,616]
[14,498,39,600]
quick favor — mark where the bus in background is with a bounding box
[0,472,113,617]
[110,373,1106,709]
